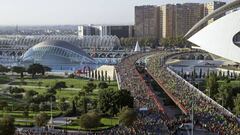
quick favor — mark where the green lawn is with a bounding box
[0,110,62,127]
[218,80,240,88]
[0,110,61,118]
[5,78,118,100]
[57,117,119,131]
[10,78,117,89]
[15,121,34,127]
[0,77,119,128]
[0,75,11,84]
[0,94,26,107]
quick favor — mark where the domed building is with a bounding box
[21,40,95,70]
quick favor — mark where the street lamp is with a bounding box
[65,118,69,134]
[191,96,194,135]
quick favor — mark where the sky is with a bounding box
[0,0,231,26]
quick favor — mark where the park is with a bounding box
[0,64,136,134]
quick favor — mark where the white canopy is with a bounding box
[134,41,141,52]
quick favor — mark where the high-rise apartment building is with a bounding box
[174,3,204,37]
[134,6,159,38]
[160,4,175,38]
[204,1,226,24]
[134,2,223,39]
[159,3,204,38]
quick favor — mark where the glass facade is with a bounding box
[21,40,95,70]
[233,31,240,46]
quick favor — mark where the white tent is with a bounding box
[134,41,141,52]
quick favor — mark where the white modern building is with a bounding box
[78,25,104,37]
[77,25,133,38]
[186,0,240,63]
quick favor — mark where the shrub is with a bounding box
[0,115,15,135]
[79,112,101,129]
[9,87,25,94]
[68,74,75,78]
[35,113,48,127]
[12,94,23,99]
[98,82,108,89]
[0,76,10,84]
[119,107,137,127]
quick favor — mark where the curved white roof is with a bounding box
[188,10,240,63]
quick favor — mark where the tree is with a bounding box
[23,110,29,119]
[47,87,57,95]
[105,71,108,81]
[12,66,25,79]
[77,91,89,113]
[94,70,98,80]
[234,94,240,115]
[91,70,94,79]
[119,107,137,127]
[23,110,29,126]
[83,81,96,93]
[25,90,38,101]
[32,94,46,104]
[88,67,91,78]
[0,101,8,112]
[108,76,111,84]
[216,81,233,109]
[98,71,101,81]
[227,70,230,78]
[53,81,67,92]
[58,98,70,112]
[9,87,25,94]
[98,82,108,89]
[27,64,45,78]
[218,70,223,78]
[117,90,134,109]
[37,81,43,88]
[101,70,104,81]
[0,65,10,74]
[79,112,101,129]
[29,103,40,112]
[35,113,48,127]
[206,73,218,98]
[39,102,50,111]
[98,88,134,116]
[98,88,118,115]
[43,66,51,72]
[0,115,15,135]
[199,68,202,78]
[82,96,90,113]
[43,93,56,102]
[71,100,77,115]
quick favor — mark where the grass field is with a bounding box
[57,117,119,130]
[10,78,117,89]
[0,76,119,129]
[0,110,62,127]
[5,78,117,100]
[218,80,240,88]
[0,75,11,84]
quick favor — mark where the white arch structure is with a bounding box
[187,0,240,63]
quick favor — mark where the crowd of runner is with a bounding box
[146,53,240,134]
[16,50,240,134]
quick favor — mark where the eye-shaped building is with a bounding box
[186,0,240,63]
[21,40,95,70]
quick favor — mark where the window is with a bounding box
[233,31,240,47]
